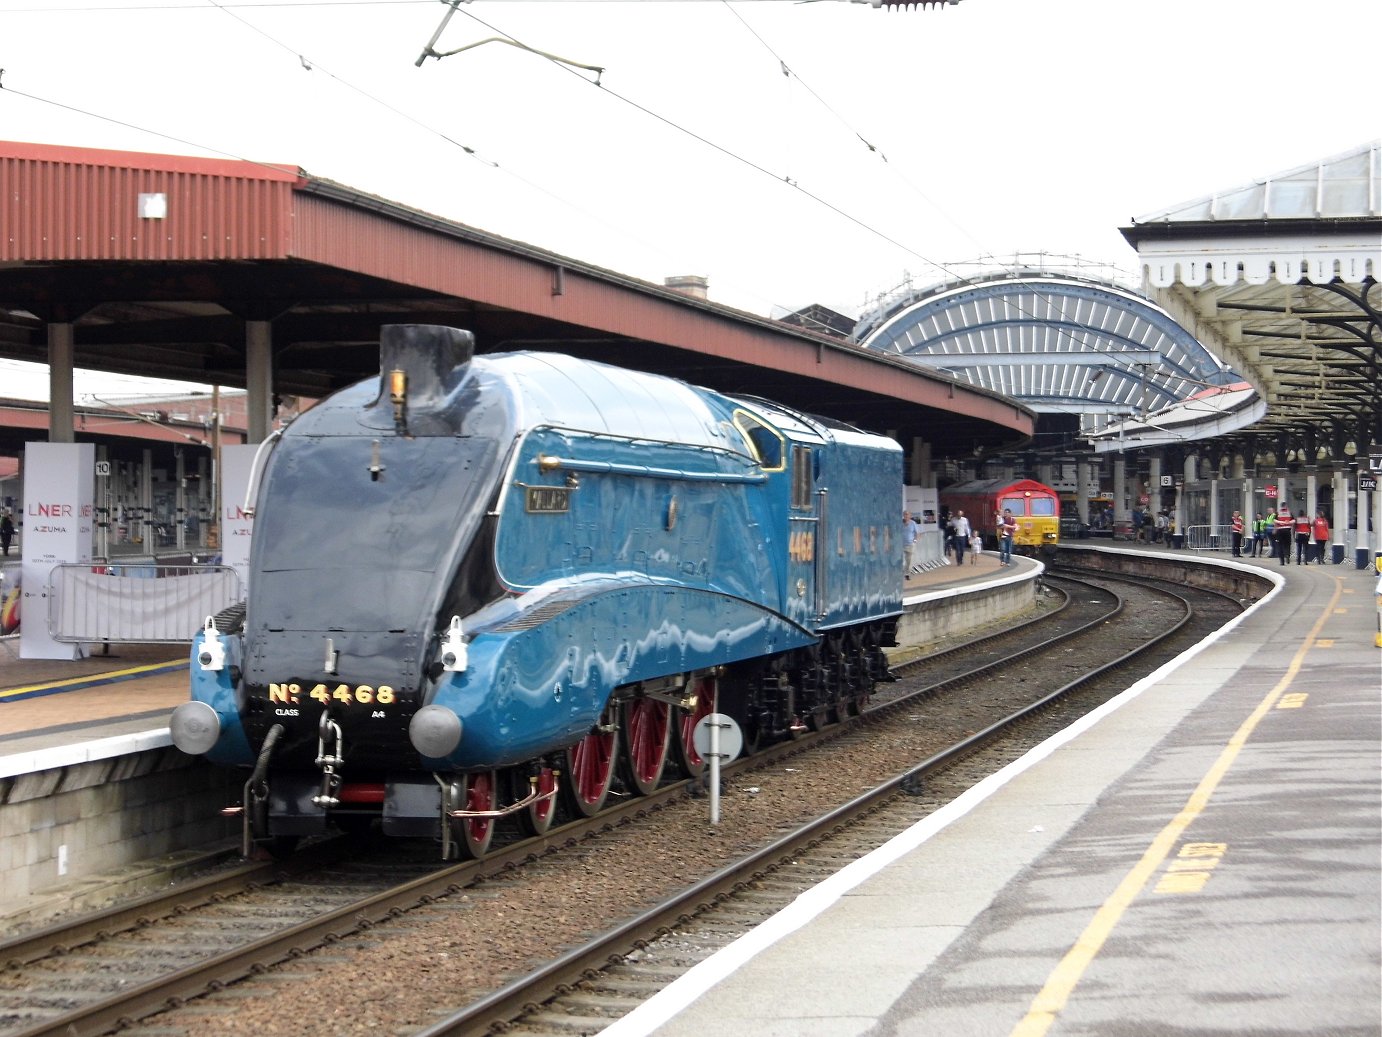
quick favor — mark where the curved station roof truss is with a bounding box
[853,270,1254,458]
[853,143,1379,465]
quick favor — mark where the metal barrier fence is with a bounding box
[47,562,243,643]
[1183,524,1361,563]
[1183,524,1232,551]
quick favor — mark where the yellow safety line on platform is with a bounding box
[0,659,188,702]
[1009,575,1346,1037]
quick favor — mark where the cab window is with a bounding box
[733,410,785,471]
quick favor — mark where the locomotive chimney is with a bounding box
[376,324,475,411]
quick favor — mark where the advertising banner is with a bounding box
[904,486,940,529]
[21,442,95,659]
[219,444,258,589]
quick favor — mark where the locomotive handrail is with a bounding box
[534,453,767,484]
[529,422,766,465]
[240,427,283,518]
[814,487,830,620]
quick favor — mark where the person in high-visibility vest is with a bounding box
[1312,510,1331,565]
[1293,509,1313,564]
[1273,507,1295,566]
[1254,512,1272,558]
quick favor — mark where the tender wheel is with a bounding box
[621,696,671,796]
[786,685,810,740]
[848,647,873,717]
[673,677,716,778]
[561,723,619,817]
[832,633,862,721]
[831,683,852,724]
[742,711,767,756]
[450,770,498,858]
[516,765,559,837]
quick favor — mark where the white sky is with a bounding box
[1,0,1378,402]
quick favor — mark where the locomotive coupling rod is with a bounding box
[447,777,560,819]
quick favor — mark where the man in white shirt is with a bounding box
[951,510,972,566]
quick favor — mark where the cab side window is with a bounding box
[733,411,785,470]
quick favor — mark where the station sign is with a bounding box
[1265,486,1278,498]
[1360,475,1378,492]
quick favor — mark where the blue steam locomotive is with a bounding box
[171,325,903,856]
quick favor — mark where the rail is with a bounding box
[47,562,243,643]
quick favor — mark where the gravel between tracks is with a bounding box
[129,605,1074,1035]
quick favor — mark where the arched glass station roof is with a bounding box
[851,144,1379,461]
[854,265,1242,425]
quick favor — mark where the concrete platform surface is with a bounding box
[601,551,1382,1037]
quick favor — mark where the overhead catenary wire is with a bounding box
[442,4,953,280]
[711,2,1198,399]
[6,0,1181,407]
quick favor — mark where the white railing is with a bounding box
[47,562,243,644]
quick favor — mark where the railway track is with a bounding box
[0,568,1256,1037]
[414,568,1247,1037]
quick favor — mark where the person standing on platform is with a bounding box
[0,511,13,556]
[951,510,971,566]
[1273,507,1295,565]
[1312,510,1331,565]
[1253,512,1271,557]
[1230,510,1245,557]
[902,510,918,575]
[998,508,1017,566]
[1292,509,1312,564]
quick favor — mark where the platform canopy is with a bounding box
[0,139,1034,459]
[1119,141,1381,459]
